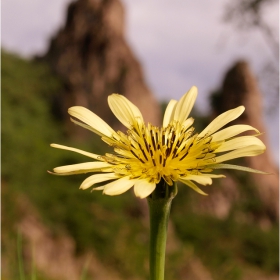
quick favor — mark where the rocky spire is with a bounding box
[212,60,279,218]
[45,0,160,137]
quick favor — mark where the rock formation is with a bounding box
[212,60,279,218]
[44,0,160,137]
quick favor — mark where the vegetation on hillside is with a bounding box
[1,50,278,280]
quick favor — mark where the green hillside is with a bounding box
[1,50,278,280]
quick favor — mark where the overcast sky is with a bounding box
[2,0,279,161]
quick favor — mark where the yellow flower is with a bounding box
[50,86,266,198]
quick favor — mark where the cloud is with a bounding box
[122,0,276,106]
[2,0,72,56]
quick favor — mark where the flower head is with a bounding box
[50,86,266,198]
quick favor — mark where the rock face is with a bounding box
[45,0,160,137]
[212,61,279,218]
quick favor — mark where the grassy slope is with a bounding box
[2,50,278,280]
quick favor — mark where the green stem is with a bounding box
[17,232,26,280]
[147,180,177,280]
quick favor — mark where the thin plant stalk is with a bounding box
[31,243,37,280]
[148,180,177,280]
[17,232,26,280]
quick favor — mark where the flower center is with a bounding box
[102,121,218,185]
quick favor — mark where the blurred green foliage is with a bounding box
[1,50,278,279]
[172,172,279,280]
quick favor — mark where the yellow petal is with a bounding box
[179,179,208,195]
[91,186,105,191]
[134,180,156,198]
[211,124,260,142]
[103,176,136,195]
[68,106,115,138]
[108,94,144,129]
[70,118,100,134]
[214,145,266,163]
[163,99,177,127]
[50,144,102,160]
[53,162,112,175]
[182,117,194,130]
[80,173,119,190]
[173,86,198,123]
[181,175,213,185]
[199,106,245,138]
[197,174,226,178]
[215,136,265,153]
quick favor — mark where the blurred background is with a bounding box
[2,0,279,279]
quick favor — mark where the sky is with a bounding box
[2,0,279,162]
